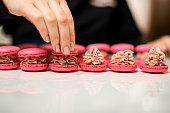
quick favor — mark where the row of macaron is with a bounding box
[16,42,154,54]
[0,45,157,72]
[0,43,168,73]
[18,42,159,66]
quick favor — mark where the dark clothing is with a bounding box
[0,0,140,46]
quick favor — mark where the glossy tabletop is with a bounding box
[0,59,170,113]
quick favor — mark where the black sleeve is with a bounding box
[0,0,17,24]
[116,0,141,45]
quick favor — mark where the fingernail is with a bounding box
[70,42,74,51]
[56,45,60,52]
[46,36,50,43]
[64,46,70,54]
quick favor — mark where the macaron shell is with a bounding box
[75,44,86,54]
[40,44,53,52]
[49,64,78,71]
[0,62,20,69]
[105,57,111,63]
[17,43,37,49]
[20,63,48,71]
[0,46,20,55]
[86,43,110,51]
[18,48,48,57]
[79,62,107,71]
[52,50,78,55]
[47,56,53,62]
[77,58,83,64]
[139,64,168,73]
[110,43,135,53]
[136,59,144,66]
[108,63,137,72]
[135,44,156,52]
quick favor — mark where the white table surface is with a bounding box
[0,59,170,113]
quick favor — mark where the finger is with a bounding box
[34,0,60,52]
[21,4,49,43]
[60,0,75,51]
[49,0,70,54]
[163,37,170,54]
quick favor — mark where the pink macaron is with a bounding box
[40,44,53,52]
[49,50,78,72]
[75,44,86,63]
[17,43,37,49]
[110,43,135,53]
[86,43,110,58]
[139,64,168,73]
[135,44,156,65]
[136,59,144,65]
[109,49,137,72]
[105,57,111,63]
[40,44,53,62]
[139,47,168,73]
[79,62,107,71]
[18,48,48,71]
[75,44,86,54]
[80,46,108,71]
[0,46,20,69]
[86,43,110,51]
[135,44,156,52]
[108,63,137,72]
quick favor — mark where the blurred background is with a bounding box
[127,0,170,42]
[0,0,170,45]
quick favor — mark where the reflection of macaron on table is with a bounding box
[19,71,47,94]
[80,73,108,96]
[0,71,19,93]
[0,46,20,69]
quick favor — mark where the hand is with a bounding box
[2,0,75,54]
[149,35,170,57]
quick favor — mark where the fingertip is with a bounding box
[52,44,56,51]
[56,44,60,52]
[63,46,70,54]
[70,42,74,51]
[46,35,50,43]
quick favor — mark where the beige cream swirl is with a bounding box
[145,47,166,66]
[83,46,105,65]
[110,50,135,65]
